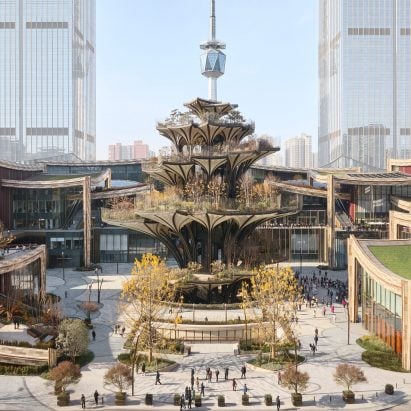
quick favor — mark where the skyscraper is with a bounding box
[319,0,411,171]
[0,0,96,162]
[285,133,312,168]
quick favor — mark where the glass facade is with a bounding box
[0,0,96,162]
[360,262,402,354]
[319,0,411,170]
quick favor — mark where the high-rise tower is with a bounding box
[0,0,96,162]
[319,0,411,171]
[200,0,226,101]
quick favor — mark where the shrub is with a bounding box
[385,384,394,395]
[0,363,48,375]
[218,395,225,407]
[264,394,272,405]
[174,393,181,406]
[145,393,153,405]
[242,394,249,405]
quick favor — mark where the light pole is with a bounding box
[347,301,350,345]
[131,331,141,396]
[224,303,227,323]
[61,251,65,281]
[192,303,195,322]
[95,268,103,304]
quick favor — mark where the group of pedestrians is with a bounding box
[80,390,101,409]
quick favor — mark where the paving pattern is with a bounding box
[0,262,410,410]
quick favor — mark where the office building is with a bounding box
[108,140,150,161]
[0,0,96,162]
[319,0,411,171]
[285,133,312,168]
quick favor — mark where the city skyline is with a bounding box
[96,0,318,160]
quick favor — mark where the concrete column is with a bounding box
[389,211,397,240]
[40,246,46,299]
[83,177,91,267]
[326,175,335,268]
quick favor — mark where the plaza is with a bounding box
[0,262,410,410]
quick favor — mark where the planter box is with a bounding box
[343,390,355,404]
[264,394,272,406]
[242,394,249,405]
[57,392,70,407]
[291,393,302,406]
[115,392,126,406]
[145,393,153,405]
[195,394,202,407]
[385,384,394,395]
[174,394,181,406]
[218,395,225,407]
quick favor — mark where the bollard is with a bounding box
[396,383,398,389]
[64,291,67,298]
[404,378,405,384]
[314,396,315,402]
[329,396,331,403]
[376,392,378,397]
[362,394,364,400]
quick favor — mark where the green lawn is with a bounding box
[369,245,411,279]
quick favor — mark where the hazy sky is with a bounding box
[96,0,318,160]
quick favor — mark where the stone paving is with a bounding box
[0,262,410,410]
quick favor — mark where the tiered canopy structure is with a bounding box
[103,98,298,271]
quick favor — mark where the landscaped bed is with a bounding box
[248,351,304,371]
[357,335,406,372]
[117,352,175,371]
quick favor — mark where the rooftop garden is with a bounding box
[369,245,411,279]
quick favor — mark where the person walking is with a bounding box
[278,371,282,385]
[92,330,96,341]
[196,376,199,390]
[94,390,99,405]
[191,374,194,390]
[215,369,219,382]
[224,367,229,380]
[243,384,248,395]
[314,334,319,346]
[187,388,192,409]
[81,394,86,409]
[241,364,246,379]
[208,370,212,382]
[180,392,186,410]
[276,395,281,410]
[155,370,161,385]
[232,378,237,391]
[200,382,205,397]
[141,362,146,375]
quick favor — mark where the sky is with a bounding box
[96,0,318,160]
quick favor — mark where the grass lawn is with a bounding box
[248,352,304,371]
[118,352,175,371]
[369,245,411,279]
[357,335,407,372]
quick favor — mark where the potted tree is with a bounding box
[281,366,310,406]
[145,393,153,405]
[334,363,367,404]
[385,384,394,395]
[104,363,132,405]
[242,394,249,405]
[49,361,81,406]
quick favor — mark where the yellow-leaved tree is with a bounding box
[122,253,176,363]
[247,265,299,360]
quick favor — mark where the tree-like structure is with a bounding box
[57,318,89,362]
[246,265,299,359]
[103,98,299,272]
[122,253,177,362]
[334,363,367,391]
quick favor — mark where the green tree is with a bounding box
[57,318,89,362]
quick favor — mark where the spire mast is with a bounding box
[200,0,226,101]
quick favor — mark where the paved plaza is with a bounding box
[0,262,410,410]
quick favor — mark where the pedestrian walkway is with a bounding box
[0,263,410,410]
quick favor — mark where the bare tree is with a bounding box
[334,363,367,392]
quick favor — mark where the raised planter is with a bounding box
[264,394,272,406]
[342,390,355,404]
[145,393,153,405]
[57,391,70,407]
[115,392,126,406]
[291,393,302,406]
[242,394,249,405]
[218,395,225,407]
[385,384,394,395]
[195,394,202,407]
[174,393,181,406]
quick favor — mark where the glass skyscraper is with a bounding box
[319,0,410,171]
[0,0,95,162]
